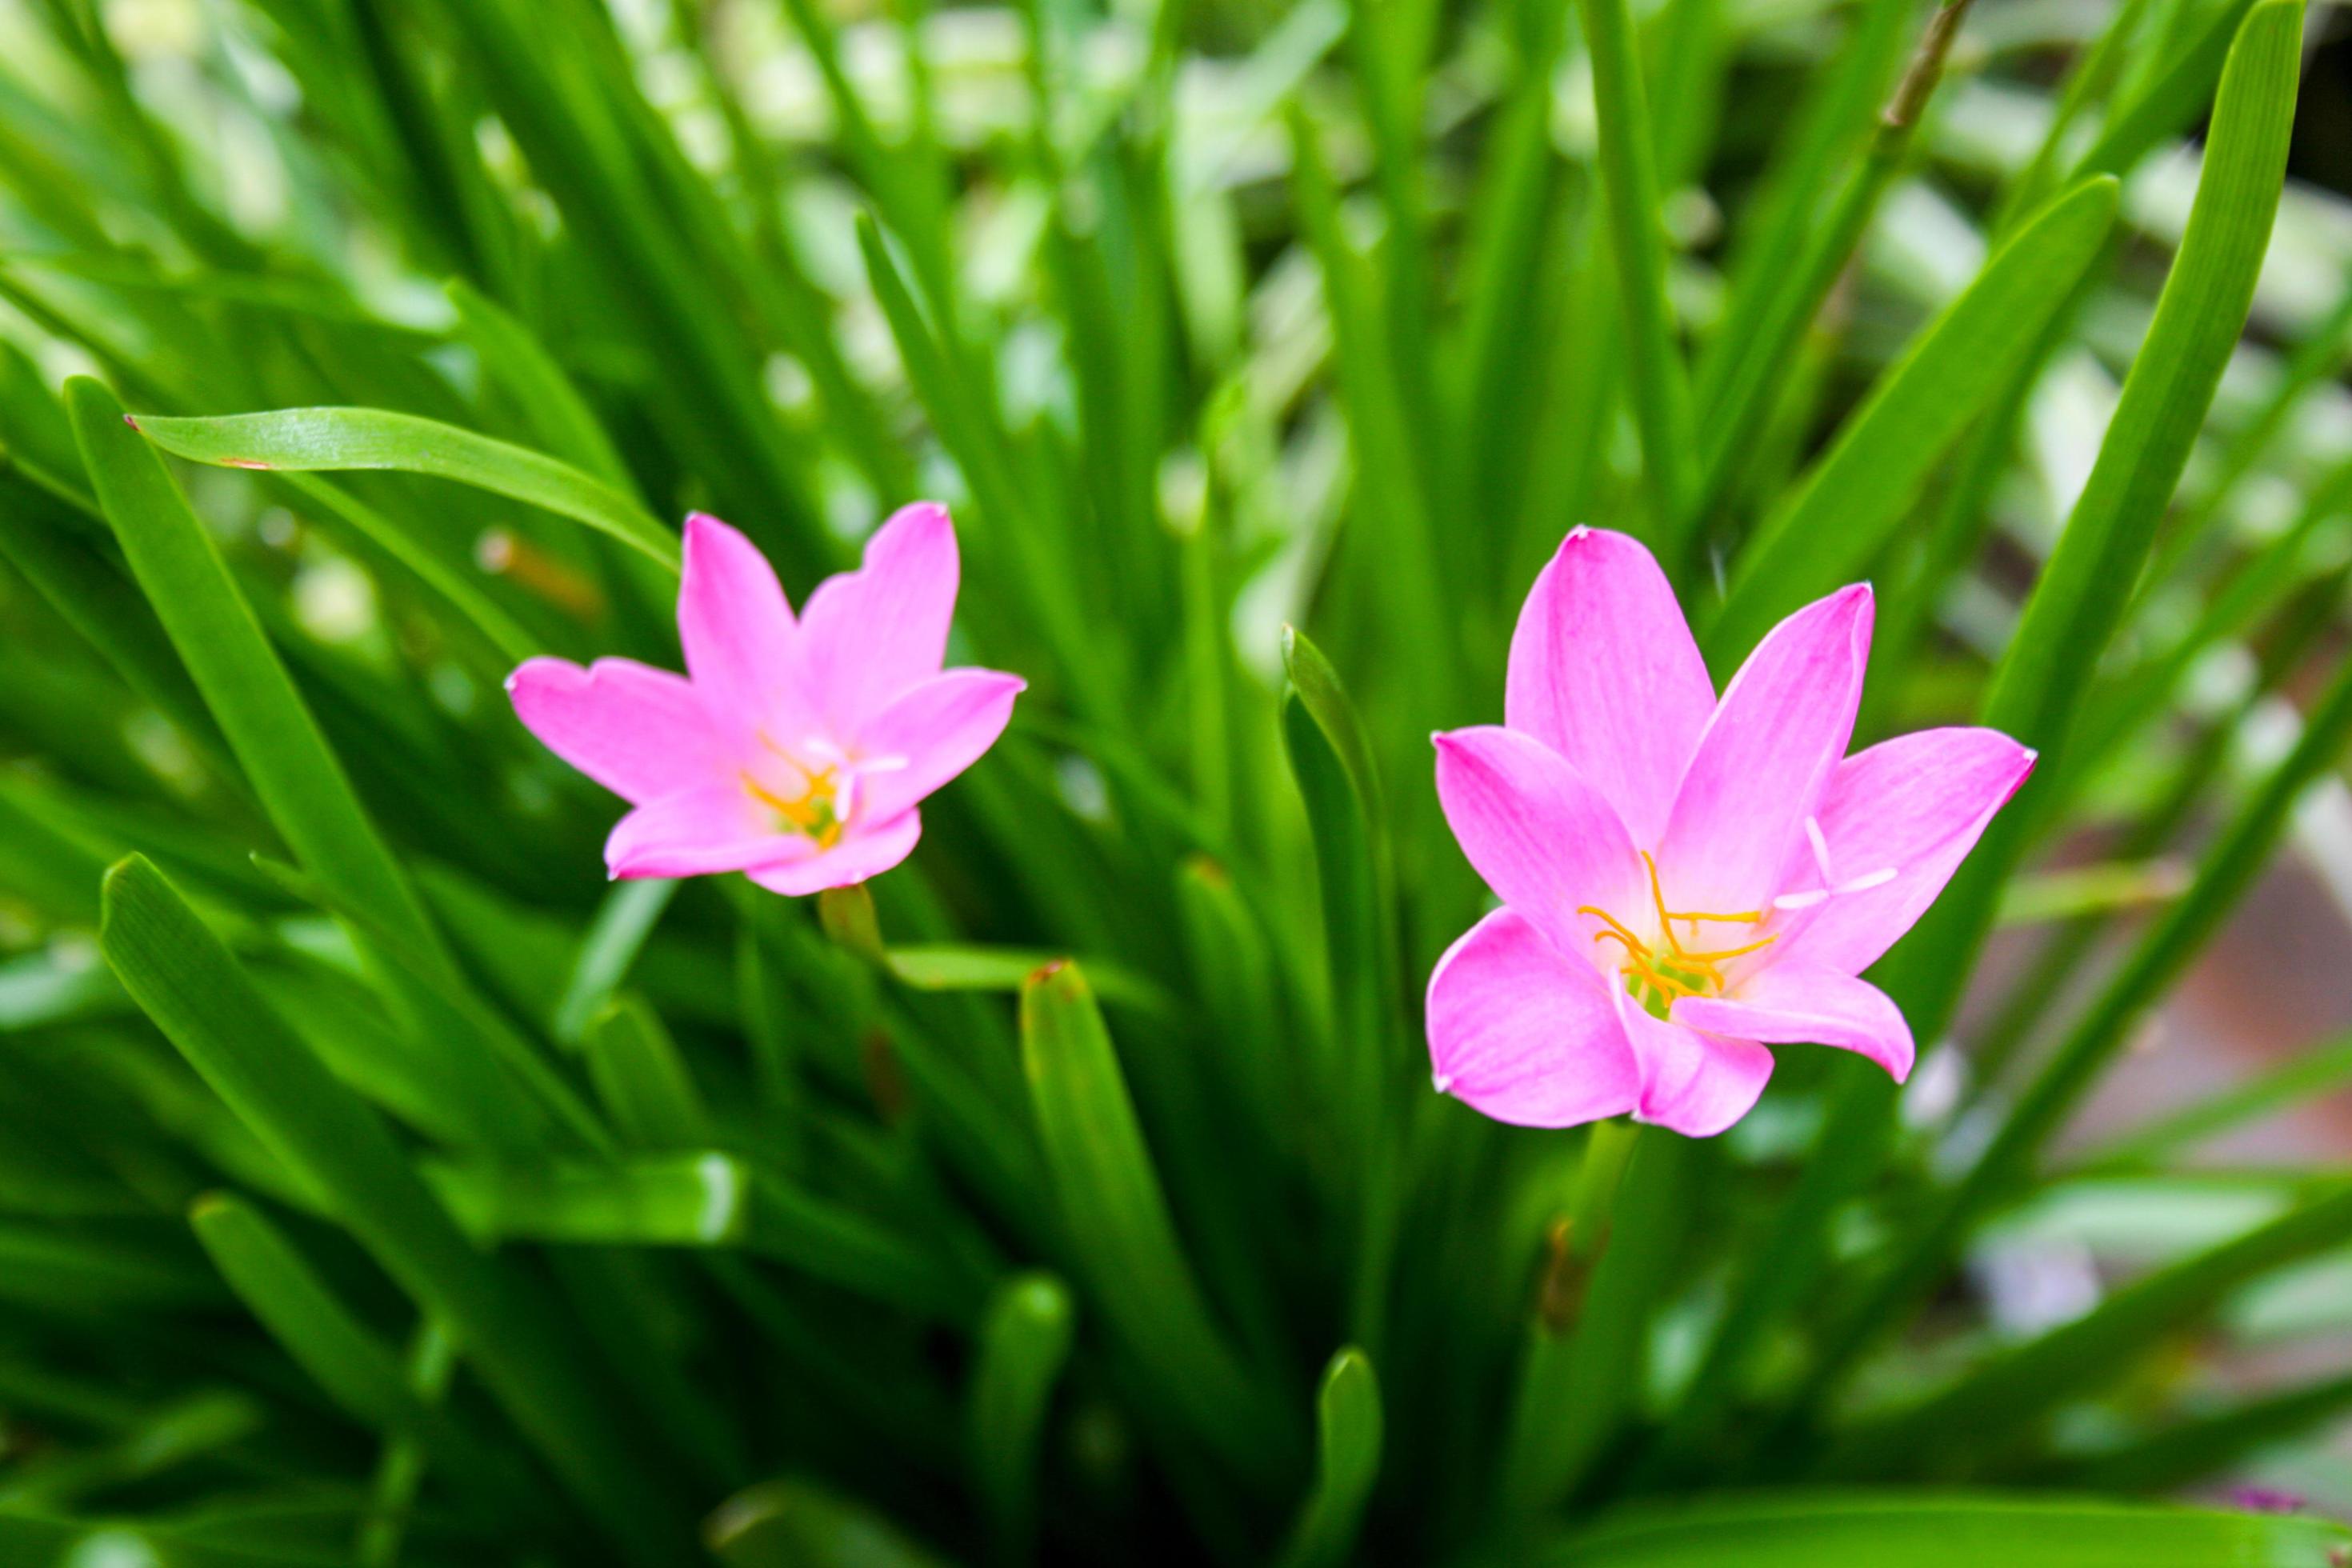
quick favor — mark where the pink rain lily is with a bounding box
[1427,527,2034,1137]
[506,504,1022,896]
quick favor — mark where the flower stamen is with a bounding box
[1581,907,1653,955]
[1675,933,1778,965]
[744,747,846,849]
[1577,856,1780,1014]
[1641,851,1767,949]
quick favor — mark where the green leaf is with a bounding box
[2070,0,2264,185]
[98,855,692,1565]
[1545,1494,2352,1566]
[1878,0,2306,1041]
[969,1271,1076,1566]
[1172,856,1289,1149]
[882,944,1171,1014]
[0,950,126,1030]
[1281,632,1401,1350]
[706,1479,951,1568]
[1831,1179,2352,1475]
[1502,1126,1686,1514]
[1826,638,2352,1412]
[1275,1348,1382,1568]
[1698,0,1915,404]
[0,1221,224,1312]
[551,878,676,1046]
[67,378,450,973]
[2062,1371,2352,1492]
[126,405,681,570]
[445,278,634,487]
[1577,0,1698,544]
[0,1512,336,1567]
[0,462,229,773]
[270,470,544,668]
[1686,0,1974,534]
[0,1390,262,1514]
[1018,960,1294,1486]
[1703,174,2121,663]
[585,995,712,1150]
[1986,0,2303,754]
[1283,110,1451,706]
[425,1152,751,1246]
[2090,1026,2352,1168]
[422,1152,978,1323]
[247,854,608,1157]
[186,1191,539,1508]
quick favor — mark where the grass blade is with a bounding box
[706,1479,950,1568]
[68,378,450,972]
[1823,638,2352,1415]
[129,406,679,570]
[187,1191,541,1511]
[1702,175,2119,662]
[1501,1126,1686,1515]
[1873,0,2305,1047]
[1546,1494,2352,1566]
[1281,627,1402,1353]
[2061,1371,2352,1491]
[1577,0,1697,548]
[970,1272,1076,1566]
[1275,1347,1383,1568]
[1018,960,1295,1487]
[1828,1179,2352,1476]
[551,878,676,1046]
[585,995,712,1151]
[2088,1027,2352,1169]
[99,854,693,1563]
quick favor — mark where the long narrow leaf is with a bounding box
[98,855,692,1564]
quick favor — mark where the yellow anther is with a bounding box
[1674,933,1779,965]
[744,764,844,849]
[1664,902,1766,923]
[1626,955,1699,1000]
[1640,851,1766,953]
[1579,906,1652,956]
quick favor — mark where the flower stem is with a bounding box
[1563,1118,1641,1286]
[1498,1118,1644,1516]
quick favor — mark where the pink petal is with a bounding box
[1771,728,2037,974]
[1673,962,1914,1082]
[1618,989,1774,1138]
[506,656,730,806]
[1656,584,1872,916]
[799,503,958,732]
[1506,527,1715,844]
[679,514,803,742]
[1434,727,1646,960]
[1426,908,1642,1128]
[746,810,924,897]
[605,785,797,880]
[854,668,1026,823]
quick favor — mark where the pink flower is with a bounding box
[506,504,1023,896]
[1427,527,2034,1137]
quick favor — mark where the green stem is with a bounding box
[1498,1118,1642,1515]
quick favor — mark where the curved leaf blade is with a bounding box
[1547,1494,2352,1566]
[1706,174,2120,663]
[128,405,679,570]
